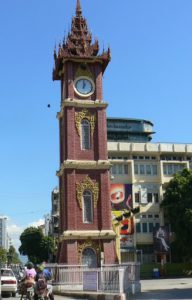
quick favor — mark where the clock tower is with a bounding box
[53,0,117,266]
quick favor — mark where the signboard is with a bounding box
[83,271,98,291]
[153,226,170,253]
[120,234,134,251]
[140,187,147,204]
[110,184,132,210]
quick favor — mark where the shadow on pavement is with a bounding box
[129,287,192,299]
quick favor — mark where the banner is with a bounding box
[153,226,170,253]
[110,184,132,210]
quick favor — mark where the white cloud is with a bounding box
[28,219,44,228]
[7,218,45,252]
[7,222,23,252]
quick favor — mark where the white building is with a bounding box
[0,216,8,250]
[107,118,192,263]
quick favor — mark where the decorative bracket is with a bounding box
[75,65,93,80]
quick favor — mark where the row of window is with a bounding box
[135,192,159,204]
[133,156,156,160]
[111,164,128,175]
[110,163,158,175]
[161,156,192,161]
[110,163,186,176]
[134,164,158,175]
[136,214,160,233]
[108,156,157,160]
[163,164,185,175]
[136,222,160,233]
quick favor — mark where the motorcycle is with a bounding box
[34,278,50,300]
[19,280,35,300]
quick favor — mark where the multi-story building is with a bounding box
[49,187,60,240]
[0,216,8,250]
[107,118,192,264]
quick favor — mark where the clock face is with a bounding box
[74,77,94,96]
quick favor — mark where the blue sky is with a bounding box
[1,0,192,250]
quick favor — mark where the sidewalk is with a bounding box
[141,277,192,291]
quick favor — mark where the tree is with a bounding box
[7,245,21,264]
[161,168,192,261]
[19,227,55,264]
[0,247,7,264]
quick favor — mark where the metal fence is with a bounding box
[46,263,140,294]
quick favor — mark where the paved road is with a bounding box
[2,278,192,300]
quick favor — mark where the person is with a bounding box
[24,262,37,279]
[19,262,36,297]
[34,264,54,300]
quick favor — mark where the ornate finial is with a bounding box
[76,0,82,17]
[108,46,111,58]
[54,44,57,60]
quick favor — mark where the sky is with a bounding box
[1,0,192,252]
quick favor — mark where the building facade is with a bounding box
[53,0,116,266]
[49,187,60,240]
[108,130,192,263]
[0,216,8,250]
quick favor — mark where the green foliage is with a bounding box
[161,168,192,261]
[0,247,7,264]
[140,263,192,279]
[7,245,21,264]
[19,226,55,264]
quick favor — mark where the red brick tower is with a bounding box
[53,0,117,266]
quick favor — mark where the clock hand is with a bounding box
[82,80,86,89]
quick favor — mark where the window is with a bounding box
[137,214,160,233]
[136,223,141,233]
[124,164,128,174]
[135,190,159,205]
[142,223,148,233]
[146,165,152,175]
[147,193,153,203]
[152,165,157,175]
[134,163,158,176]
[134,164,139,174]
[163,163,185,175]
[135,192,140,203]
[154,193,159,203]
[83,190,93,223]
[149,223,154,233]
[111,165,117,174]
[81,119,90,150]
[110,164,128,175]
[139,164,145,174]
[118,164,123,174]
[82,248,97,268]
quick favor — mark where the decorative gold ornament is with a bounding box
[76,176,99,209]
[75,65,93,79]
[77,239,100,264]
[75,109,96,137]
